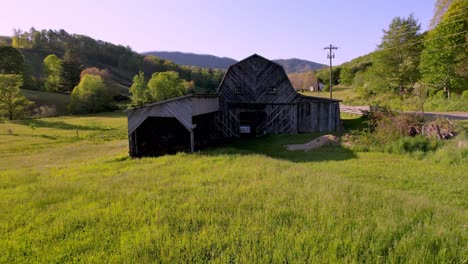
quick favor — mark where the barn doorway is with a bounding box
[134,117,190,157]
[239,111,266,137]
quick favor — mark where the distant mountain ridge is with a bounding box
[142,51,326,73]
[141,51,237,70]
[273,58,327,73]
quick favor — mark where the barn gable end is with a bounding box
[216,54,298,104]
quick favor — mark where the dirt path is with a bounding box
[340,105,369,115]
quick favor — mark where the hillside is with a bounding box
[274,58,326,73]
[0,35,12,46]
[142,51,327,73]
[0,113,466,262]
[2,29,225,101]
[142,51,237,70]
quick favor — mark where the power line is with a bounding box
[380,16,468,40]
[429,4,468,28]
[421,42,467,53]
[380,8,468,36]
[356,43,468,65]
[376,29,468,52]
[340,42,467,67]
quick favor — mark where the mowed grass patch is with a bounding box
[301,85,358,102]
[0,113,466,263]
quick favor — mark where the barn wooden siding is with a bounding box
[296,95,341,132]
[215,54,341,137]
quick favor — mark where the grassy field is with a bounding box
[301,85,358,103]
[0,112,466,263]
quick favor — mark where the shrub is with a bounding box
[369,110,423,144]
[435,90,446,99]
[462,90,468,99]
[349,110,448,156]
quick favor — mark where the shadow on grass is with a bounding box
[202,133,357,163]
[83,111,127,118]
[342,115,369,131]
[13,119,115,132]
[329,86,351,92]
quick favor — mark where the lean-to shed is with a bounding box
[126,94,219,157]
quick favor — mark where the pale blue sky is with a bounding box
[0,0,435,64]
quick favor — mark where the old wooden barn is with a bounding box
[127,54,341,157]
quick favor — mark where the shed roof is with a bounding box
[126,94,219,135]
[297,93,342,102]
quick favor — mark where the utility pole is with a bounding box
[324,44,338,99]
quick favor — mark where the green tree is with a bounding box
[0,74,32,120]
[339,66,354,86]
[61,49,82,92]
[129,71,149,106]
[69,74,112,113]
[0,46,24,74]
[419,0,467,96]
[411,82,430,115]
[11,28,31,49]
[315,67,340,90]
[430,0,454,28]
[374,14,423,93]
[80,67,120,97]
[147,71,189,102]
[43,54,63,92]
[0,46,37,90]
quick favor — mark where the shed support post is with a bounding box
[190,130,194,153]
[134,131,139,157]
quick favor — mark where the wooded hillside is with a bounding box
[6,28,225,93]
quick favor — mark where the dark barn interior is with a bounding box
[192,112,218,150]
[133,117,191,157]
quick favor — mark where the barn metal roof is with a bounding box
[126,94,219,135]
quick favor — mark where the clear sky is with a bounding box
[0,0,436,65]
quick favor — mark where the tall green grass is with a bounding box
[0,112,466,263]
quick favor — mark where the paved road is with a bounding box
[340,105,468,120]
[405,111,468,120]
